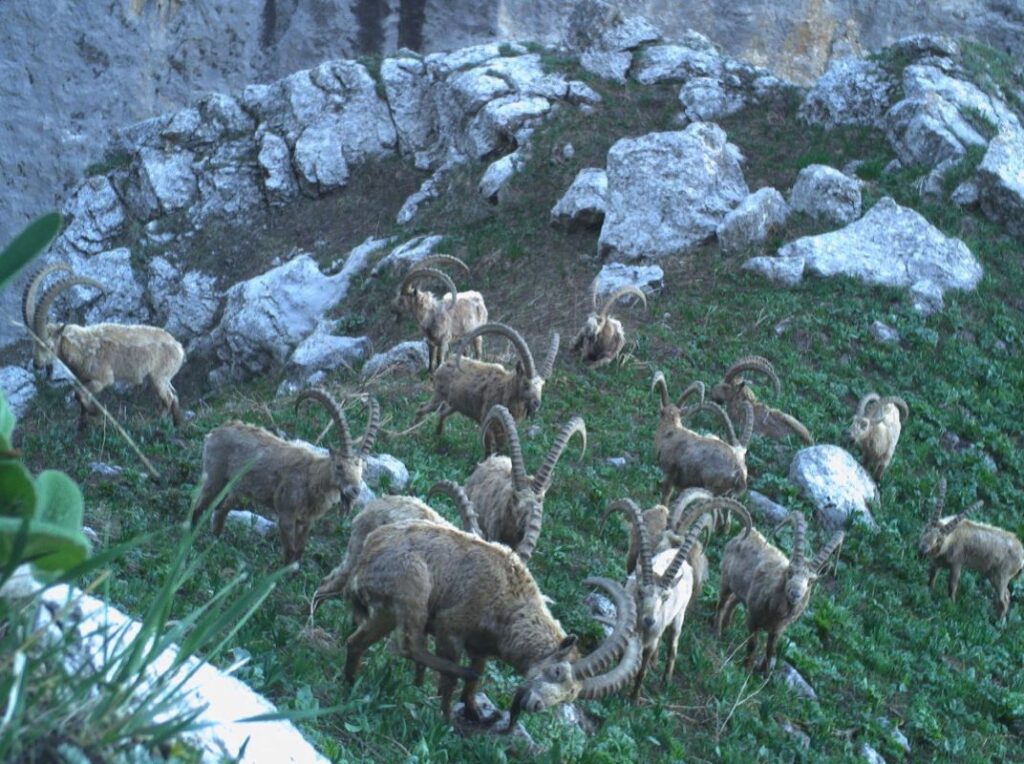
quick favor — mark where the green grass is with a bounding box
[12,49,1024,762]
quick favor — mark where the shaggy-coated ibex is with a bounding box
[847,392,909,480]
[390,255,488,373]
[715,511,844,672]
[412,323,559,445]
[570,285,647,368]
[918,478,1024,621]
[709,356,813,445]
[22,264,185,428]
[652,372,752,504]
[191,389,379,564]
[462,404,586,559]
[342,521,641,724]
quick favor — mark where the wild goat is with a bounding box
[714,511,844,672]
[847,392,909,480]
[412,323,559,445]
[390,255,488,373]
[570,285,647,368]
[22,264,186,428]
[918,478,1024,621]
[709,355,813,445]
[609,496,751,698]
[191,389,379,564]
[461,404,585,559]
[652,372,753,504]
[342,521,641,724]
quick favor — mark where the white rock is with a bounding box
[860,743,887,764]
[678,76,744,122]
[147,257,221,347]
[778,661,817,701]
[633,42,722,84]
[746,490,789,525]
[604,456,627,468]
[381,56,438,161]
[294,123,349,194]
[225,510,278,536]
[75,248,150,324]
[128,147,198,220]
[798,57,893,129]
[788,445,879,531]
[479,151,525,202]
[910,279,944,315]
[742,255,806,286]
[360,340,430,379]
[0,366,36,419]
[550,168,608,230]
[465,96,551,159]
[396,159,464,225]
[592,263,664,300]
[581,49,633,82]
[258,132,299,205]
[790,165,862,225]
[717,187,789,254]
[370,235,445,277]
[89,462,124,478]
[977,128,1024,237]
[362,454,410,492]
[951,180,980,207]
[869,320,900,344]
[60,176,126,255]
[285,324,372,383]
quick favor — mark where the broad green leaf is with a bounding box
[0,517,89,571]
[33,470,85,531]
[0,391,13,447]
[0,212,63,289]
[0,462,35,519]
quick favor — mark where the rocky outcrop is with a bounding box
[360,341,430,380]
[788,445,880,531]
[551,168,608,230]
[789,165,862,226]
[799,57,894,129]
[0,366,37,419]
[716,188,789,254]
[977,129,1024,237]
[591,263,664,300]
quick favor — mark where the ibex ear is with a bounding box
[553,635,577,659]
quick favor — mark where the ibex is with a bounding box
[570,285,647,368]
[709,355,813,445]
[847,392,909,480]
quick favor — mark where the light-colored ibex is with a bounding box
[715,511,844,672]
[342,521,641,725]
[390,255,488,373]
[918,478,1024,621]
[847,392,909,480]
[709,356,813,445]
[22,264,185,428]
[570,285,647,368]
[652,372,752,504]
[462,404,586,559]
[191,389,379,564]
[413,323,559,445]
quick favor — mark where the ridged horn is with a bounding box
[481,405,527,492]
[942,500,982,536]
[856,392,881,417]
[456,323,536,378]
[359,397,381,456]
[295,388,352,459]
[428,480,482,536]
[661,513,713,590]
[783,511,808,571]
[397,267,458,306]
[572,577,637,682]
[411,254,470,276]
[652,371,670,409]
[880,396,909,422]
[723,355,781,396]
[737,400,754,448]
[539,331,560,379]
[602,499,654,592]
[531,416,586,496]
[688,401,738,446]
[21,263,72,328]
[668,488,713,530]
[811,530,845,573]
[675,380,706,410]
[577,635,641,700]
[675,497,752,540]
[598,286,647,320]
[32,275,105,339]
[929,478,947,527]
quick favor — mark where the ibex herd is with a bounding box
[19,250,1020,735]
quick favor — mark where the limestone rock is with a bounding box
[717,187,789,254]
[551,168,608,230]
[633,40,722,84]
[363,454,410,493]
[225,510,278,537]
[397,160,463,225]
[74,248,149,325]
[790,165,862,225]
[798,57,893,128]
[370,235,445,277]
[678,77,744,122]
[0,366,36,419]
[788,445,879,531]
[869,321,900,344]
[599,123,748,261]
[381,56,438,162]
[581,50,633,82]
[123,147,198,221]
[909,279,944,315]
[747,490,789,525]
[592,263,664,300]
[360,341,430,380]
[146,257,221,347]
[60,177,126,255]
[479,151,526,203]
[294,124,350,194]
[284,324,373,387]
[977,128,1024,237]
[257,133,299,205]
[778,661,818,701]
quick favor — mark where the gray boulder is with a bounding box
[869,320,900,344]
[363,454,410,493]
[633,40,723,84]
[0,366,37,419]
[360,341,430,380]
[788,445,879,531]
[551,168,608,230]
[123,147,198,221]
[599,123,748,261]
[257,132,299,205]
[798,57,893,129]
[592,263,664,301]
[581,50,634,82]
[790,165,862,225]
[566,2,661,82]
[778,661,818,701]
[464,95,551,160]
[397,159,464,225]
[747,490,789,525]
[282,324,372,390]
[479,151,526,203]
[717,187,789,254]
[370,235,445,277]
[146,257,221,347]
[381,56,438,165]
[294,124,350,194]
[60,177,126,255]
[189,142,263,225]
[977,129,1024,237]
[678,77,744,122]
[74,248,149,325]
[909,279,945,315]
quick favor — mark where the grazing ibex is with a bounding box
[709,356,813,445]
[570,285,647,368]
[191,389,379,564]
[847,392,909,480]
[390,255,488,373]
[22,264,185,428]
[652,372,752,504]
[609,496,751,698]
[918,478,1024,621]
[342,521,641,724]
[412,323,559,445]
[461,404,586,559]
[715,511,844,672]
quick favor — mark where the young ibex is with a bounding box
[847,392,909,480]
[413,323,559,444]
[390,255,488,373]
[709,355,813,445]
[609,497,751,698]
[191,389,380,564]
[918,478,1024,621]
[462,404,586,559]
[22,264,186,428]
[652,372,753,504]
[714,511,844,673]
[570,285,647,368]
[342,521,641,725]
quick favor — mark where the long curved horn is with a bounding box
[531,416,586,496]
[675,380,706,410]
[668,488,713,529]
[737,400,754,448]
[295,388,352,459]
[539,331,559,379]
[33,276,106,339]
[651,371,670,409]
[661,513,713,590]
[687,401,738,445]
[397,267,458,306]
[880,396,909,422]
[572,577,637,681]
[856,392,881,417]
[411,254,470,276]
[577,635,641,699]
[929,477,947,527]
[723,355,781,396]
[811,530,845,573]
[785,511,808,571]
[428,480,482,536]
[481,405,527,491]
[674,497,752,539]
[599,286,647,320]
[942,500,982,536]
[602,499,654,592]
[359,397,381,456]
[22,263,72,328]
[456,323,536,378]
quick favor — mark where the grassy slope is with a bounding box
[15,47,1024,762]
